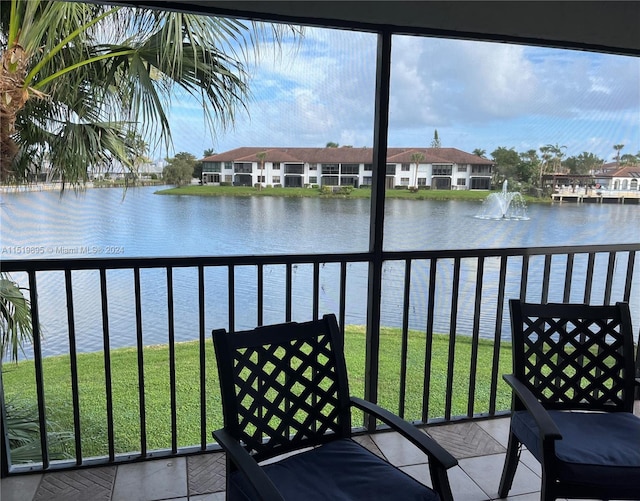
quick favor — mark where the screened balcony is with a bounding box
[1,1,639,500]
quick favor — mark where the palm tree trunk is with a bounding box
[0,44,29,179]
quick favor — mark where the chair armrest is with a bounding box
[350,396,457,469]
[212,428,285,501]
[502,374,562,441]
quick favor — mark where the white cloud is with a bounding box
[164,24,639,160]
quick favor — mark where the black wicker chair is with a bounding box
[499,300,640,500]
[212,313,457,501]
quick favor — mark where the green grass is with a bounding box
[155,185,543,203]
[2,326,513,458]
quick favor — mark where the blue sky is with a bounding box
[158,25,639,163]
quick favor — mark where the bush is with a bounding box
[320,186,334,195]
[338,186,353,195]
[394,185,409,190]
[220,182,232,186]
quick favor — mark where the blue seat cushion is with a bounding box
[229,438,440,501]
[512,410,640,491]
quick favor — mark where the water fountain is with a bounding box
[475,180,529,220]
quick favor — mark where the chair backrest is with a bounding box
[509,300,635,412]
[212,314,352,462]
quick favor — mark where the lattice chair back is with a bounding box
[212,314,352,463]
[509,300,635,413]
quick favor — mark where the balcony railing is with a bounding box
[1,243,638,477]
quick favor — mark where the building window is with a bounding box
[257,176,265,183]
[457,178,467,186]
[272,176,280,183]
[433,165,452,175]
[363,176,372,185]
[322,176,339,186]
[309,163,317,170]
[417,178,427,186]
[285,164,304,174]
[309,176,318,184]
[322,163,339,174]
[364,164,373,171]
[341,164,359,175]
[224,175,232,183]
[471,165,492,174]
[224,162,232,170]
[234,162,253,173]
[631,179,638,190]
[272,162,281,170]
[401,163,410,171]
[386,164,396,175]
[458,165,467,172]
[400,177,410,185]
[203,162,221,173]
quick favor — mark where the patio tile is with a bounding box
[112,457,187,501]
[427,421,505,459]
[0,473,42,501]
[353,433,385,458]
[476,417,511,447]
[446,465,490,501]
[33,467,115,501]
[189,492,226,500]
[459,453,540,499]
[187,453,225,495]
[398,463,433,488]
[370,430,428,466]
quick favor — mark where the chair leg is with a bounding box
[498,431,521,498]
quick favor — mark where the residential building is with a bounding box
[201,147,494,190]
[594,162,640,191]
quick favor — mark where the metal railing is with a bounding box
[1,243,638,476]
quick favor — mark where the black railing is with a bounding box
[1,243,638,476]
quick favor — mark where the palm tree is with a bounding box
[0,272,33,365]
[472,148,486,158]
[410,151,424,188]
[0,0,300,185]
[538,145,553,187]
[256,151,267,190]
[613,144,625,164]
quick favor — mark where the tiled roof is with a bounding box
[597,162,640,177]
[202,147,493,165]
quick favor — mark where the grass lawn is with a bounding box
[2,326,513,459]
[155,184,543,203]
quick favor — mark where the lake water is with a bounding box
[1,186,639,356]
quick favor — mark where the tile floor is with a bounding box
[3,407,638,501]
[1,416,543,501]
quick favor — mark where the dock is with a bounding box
[552,188,640,204]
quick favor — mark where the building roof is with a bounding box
[202,147,493,165]
[597,162,640,178]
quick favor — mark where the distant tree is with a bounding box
[410,152,425,188]
[326,142,339,148]
[472,148,486,158]
[163,152,197,186]
[613,144,625,163]
[491,146,519,185]
[538,145,553,187]
[126,131,149,179]
[564,152,603,175]
[430,130,441,148]
[203,148,215,157]
[516,149,539,184]
[193,162,203,180]
[256,151,267,190]
[546,143,567,172]
[620,153,640,165]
